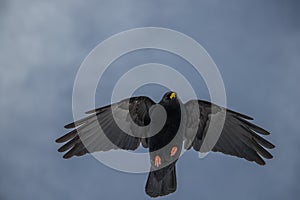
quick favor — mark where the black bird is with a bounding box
[56,91,275,197]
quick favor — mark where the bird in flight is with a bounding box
[56,91,275,197]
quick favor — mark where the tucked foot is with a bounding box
[170,146,178,157]
[154,155,161,167]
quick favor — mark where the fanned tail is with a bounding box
[145,165,177,198]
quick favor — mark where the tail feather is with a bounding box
[145,165,177,198]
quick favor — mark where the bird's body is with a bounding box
[146,93,183,197]
[149,94,182,155]
[56,91,275,198]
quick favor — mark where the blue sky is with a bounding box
[1,0,299,200]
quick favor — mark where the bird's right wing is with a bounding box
[184,100,275,165]
[55,96,155,159]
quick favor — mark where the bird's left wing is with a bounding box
[55,96,155,159]
[184,100,275,165]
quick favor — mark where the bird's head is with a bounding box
[163,91,177,101]
[160,91,180,108]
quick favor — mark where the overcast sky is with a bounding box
[1,0,299,200]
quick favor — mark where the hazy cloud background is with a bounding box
[1,0,299,200]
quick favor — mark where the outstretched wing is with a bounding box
[55,96,155,159]
[184,100,275,165]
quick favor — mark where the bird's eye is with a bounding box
[169,92,176,100]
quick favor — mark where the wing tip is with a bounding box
[64,123,76,129]
[266,142,275,149]
[233,112,254,120]
[257,127,271,135]
[85,110,95,114]
[257,160,266,166]
[62,148,77,159]
[55,138,63,143]
[55,130,77,143]
[57,146,67,153]
[63,154,73,159]
[235,116,271,135]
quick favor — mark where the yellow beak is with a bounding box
[170,92,176,99]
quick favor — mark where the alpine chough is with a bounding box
[56,91,275,197]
